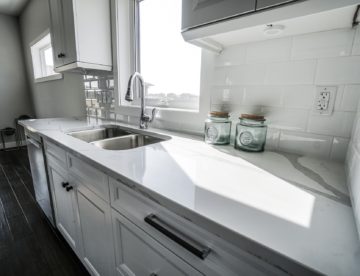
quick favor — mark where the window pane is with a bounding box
[44,47,54,66]
[139,0,201,110]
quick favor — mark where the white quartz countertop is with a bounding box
[21,117,360,275]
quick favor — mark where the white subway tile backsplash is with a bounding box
[307,112,355,138]
[246,37,292,64]
[352,27,360,56]
[279,131,333,158]
[331,137,350,162]
[334,85,345,111]
[215,44,247,67]
[291,29,354,60]
[265,128,280,150]
[229,64,267,85]
[213,67,233,86]
[265,60,317,85]
[264,108,309,131]
[340,85,360,112]
[352,114,360,151]
[282,85,315,109]
[213,64,266,86]
[210,29,360,160]
[243,86,283,107]
[315,56,360,84]
[210,86,244,105]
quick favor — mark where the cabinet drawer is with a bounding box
[112,209,202,276]
[110,178,282,276]
[45,141,67,167]
[68,154,109,201]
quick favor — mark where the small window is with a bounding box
[135,0,202,110]
[30,32,61,82]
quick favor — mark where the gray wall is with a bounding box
[0,13,33,137]
[19,0,86,118]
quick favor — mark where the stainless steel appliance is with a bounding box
[26,131,55,226]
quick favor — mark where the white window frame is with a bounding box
[30,29,63,83]
[112,0,213,133]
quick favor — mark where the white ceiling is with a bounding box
[0,0,28,16]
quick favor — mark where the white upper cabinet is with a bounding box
[182,0,360,53]
[48,0,112,72]
[256,0,297,10]
[181,0,255,31]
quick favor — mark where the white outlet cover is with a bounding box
[313,86,337,115]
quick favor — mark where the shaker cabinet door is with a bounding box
[76,183,114,276]
[48,164,78,251]
[60,0,77,65]
[48,0,64,68]
[182,0,255,30]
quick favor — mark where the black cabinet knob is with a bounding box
[57,53,65,58]
[66,186,73,192]
[62,182,69,188]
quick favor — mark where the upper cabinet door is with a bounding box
[182,0,256,30]
[256,0,297,10]
[59,0,77,66]
[48,0,64,68]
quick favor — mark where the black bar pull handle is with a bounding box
[144,214,211,260]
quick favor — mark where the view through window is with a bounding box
[30,32,60,81]
[138,0,202,110]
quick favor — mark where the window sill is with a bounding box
[34,74,63,83]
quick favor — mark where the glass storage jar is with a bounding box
[235,114,267,152]
[204,111,231,145]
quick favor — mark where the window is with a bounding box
[30,32,62,83]
[134,0,202,110]
[114,0,212,132]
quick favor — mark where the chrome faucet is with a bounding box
[125,72,156,129]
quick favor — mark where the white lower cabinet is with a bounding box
[74,178,115,276]
[48,161,78,252]
[45,142,283,276]
[112,209,203,276]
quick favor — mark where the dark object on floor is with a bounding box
[0,148,89,276]
[0,127,16,150]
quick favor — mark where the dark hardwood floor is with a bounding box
[0,147,89,276]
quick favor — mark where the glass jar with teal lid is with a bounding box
[235,114,267,152]
[204,111,231,145]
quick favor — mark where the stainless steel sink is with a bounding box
[91,134,164,150]
[67,125,170,150]
[67,126,131,143]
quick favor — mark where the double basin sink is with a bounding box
[67,125,170,150]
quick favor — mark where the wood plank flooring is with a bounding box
[0,147,89,276]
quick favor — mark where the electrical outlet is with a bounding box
[314,86,337,115]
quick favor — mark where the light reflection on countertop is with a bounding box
[20,117,360,276]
